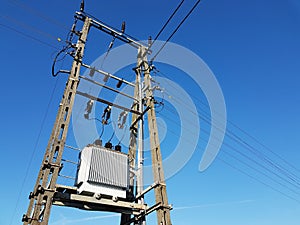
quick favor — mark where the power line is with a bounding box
[155,110,300,203]
[0,14,59,42]
[162,81,300,186]
[0,23,58,50]
[156,118,300,203]
[160,103,300,191]
[154,68,300,183]
[9,77,60,225]
[148,68,300,200]
[152,0,185,43]
[150,0,202,63]
[9,0,69,31]
[155,68,300,177]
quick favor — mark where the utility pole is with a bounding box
[141,48,172,225]
[22,17,91,225]
[23,4,172,225]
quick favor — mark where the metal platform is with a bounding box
[53,185,147,215]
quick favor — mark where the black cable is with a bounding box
[51,17,78,77]
[150,67,300,191]
[99,123,105,138]
[156,69,300,184]
[100,36,116,69]
[88,118,105,138]
[141,0,185,59]
[108,122,116,143]
[162,85,300,186]
[153,0,185,44]
[51,45,71,77]
[157,111,300,202]
[150,0,202,63]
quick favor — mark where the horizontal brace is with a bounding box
[144,202,162,216]
[59,174,76,180]
[79,75,137,101]
[56,184,77,193]
[130,106,151,130]
[65,144,81,151]
[61,158,78,165]
[75,11,149,50]
[81,63,135,87]
[76,91,141,115]
[135,182,160,200]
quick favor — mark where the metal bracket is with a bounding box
[130,106,151,130]
[135,182,161,200]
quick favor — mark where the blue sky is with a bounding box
[1,0,300,225]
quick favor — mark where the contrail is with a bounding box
[51,214,119,225]
[173,199,254,210]
[50,199,254,224]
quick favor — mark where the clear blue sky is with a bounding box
[1,0,300,225]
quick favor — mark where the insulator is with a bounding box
[103,74,109,82]
[116,79,123,88]
[94,139,102,146]
[121,21,126,33]
[28,192,34,199]
[102,105,111,125]
[22,214,29,222]
[89,67,96,77]
[80,0,85,12]
[84,113,89,119]
[148,36,152,46]
[118,110,128,129]
[115,145,122,152]
[108,41,114,49]
[104,142,113,149]
[85,100,94,113]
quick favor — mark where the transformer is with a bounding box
[75,145,129,199]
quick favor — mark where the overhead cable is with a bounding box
[152,0,185,44]
[150,0,202,63]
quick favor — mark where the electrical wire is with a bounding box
[156,69,300,184]
[149,68,300,197]
[154,112,300,203]
[0,14,59,42]
[100,37,116,69]
[9,0,69,31]
[151,0,185,47]
[0,23,58,50]
[108,121,117,142]
[51,17,78,77]
[150,0,202,63]
[117,125,128,145]
[9,77,60,225]
[161,85,300,186]
[51,45,71,77]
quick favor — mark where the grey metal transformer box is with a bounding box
[75,145,129,198]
